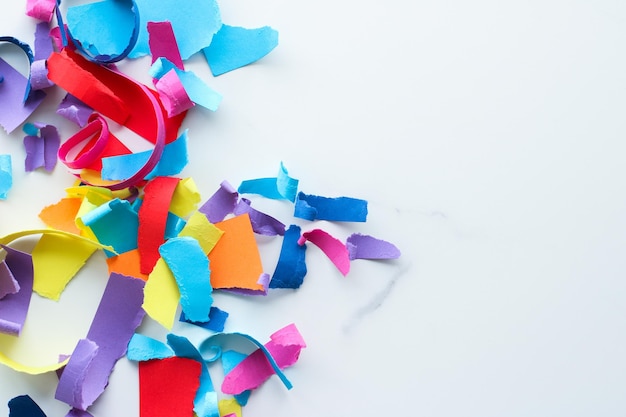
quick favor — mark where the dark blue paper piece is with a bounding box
[180,306,229,332]
[294,192,368,222]
[270,225,307,289]
[8,395,47,417]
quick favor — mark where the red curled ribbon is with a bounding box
[48,49,186,190]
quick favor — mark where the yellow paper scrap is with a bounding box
[142,257,180,329]
[218,398,242,417]
[0,352,69,375]
[177,211,223,254]
[169,177,201,218]
[32,233,98,300]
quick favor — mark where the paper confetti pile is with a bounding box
[0,1,401,416]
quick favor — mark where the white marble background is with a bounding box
[1,0,626,416]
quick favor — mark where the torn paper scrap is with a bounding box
[56,94,93,127]
[294,191,368,222]
[150,58,222,112]
[180,306,228,333]
[169,177,201,218]
[298,229,350,276]
[160,236,213,323]
[64,0,139,63]
[23,123,60,172]
[178,211,223,254]
[199,180,238,223]
[127,333,174,361]
[31,22,54,90]
[106,249,148,281]
[218,398,242,417]
[80,198,138,256]
[233,198,286,236]
[208,213,267,292]
[101,130,188,181]
[346,233,401,260]
[55,273,145,410]
[138,176,181,274]
[166,333,219,417]
[154,69,194,116]
[8,395,47,417]
[26,0,57,22]
[0,58,45,134]
[32,233,97,300]
[0,261,19,299]
[237,162,298,202]
[0,245,33,336]
[221,350,251,406]
[213,323,305,395]
[204,24,278,76]
[0,155,12,199]
[139,357,202,417]
[270,224,307,289]
[148,21,184,69]
[130,0,222,60]
[142,257,180,329]
[38,197,83,235]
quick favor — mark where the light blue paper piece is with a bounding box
[221,350,251,406]
[167,333,220,417]
[238,162,298,201]
[80,198,138,256]
[101,130,188,181]
[127,333,174,361]
[66,0,137,58]
[159,237,213,323]
[203,24,278,76]
[130,0,222,60]
[0,155,12,199]
[150,58,222,111]
[294,192,368,222]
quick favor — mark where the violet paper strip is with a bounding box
[0,246,34,336]
[346,233,402,260]
[199,180,238,223]
[31,22,54,90]
[23,123,60,172]
[270,225,307,289]
[233,198,286,236]
[0,58,46,134]
[0,260,20,299]
[56,94,93,127]
[55,273,146,411]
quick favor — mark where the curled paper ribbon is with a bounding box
[54,0,140,64]
[49,50,167,190]
[0,36,35,102]
[0,229,112,375]
[57,113,109,170]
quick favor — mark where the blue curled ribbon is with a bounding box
[0,36,35,102]
[54,0,140,64]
